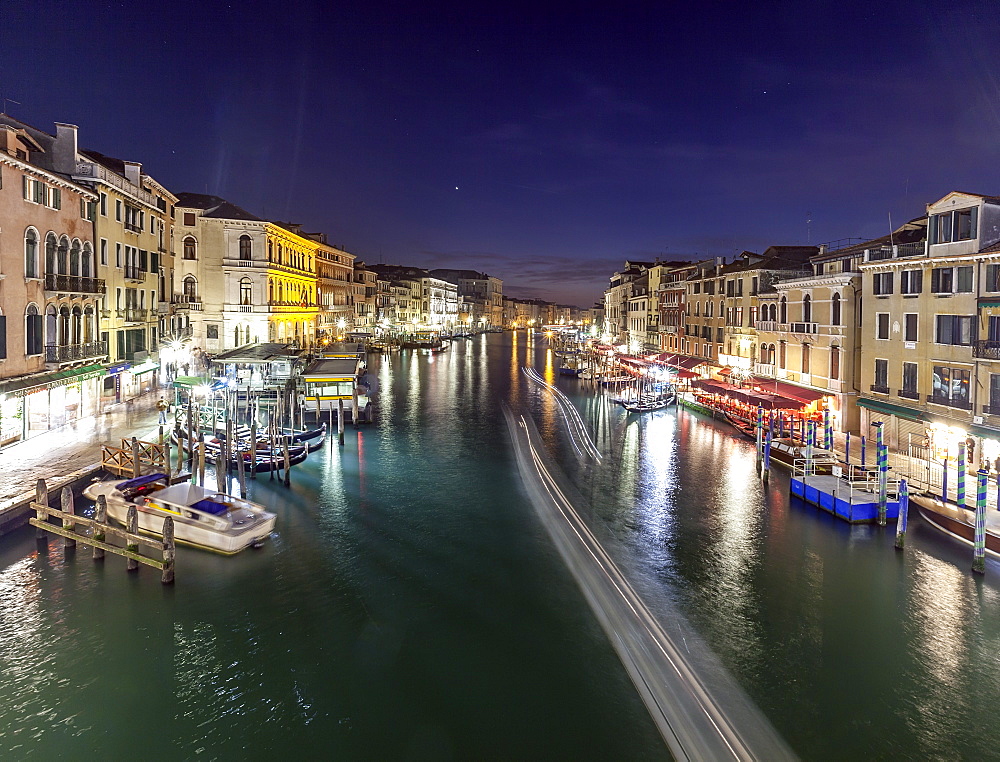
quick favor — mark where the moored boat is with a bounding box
[83,473,276,554]
[910,493,1000,556]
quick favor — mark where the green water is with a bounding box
[1,333,999,759]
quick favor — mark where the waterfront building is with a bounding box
[754,243,864,433]
[683,257,726,362]
[315,241,355,342]
[658,263,697,352]
[172,194,320,352]
[604,260,651,342]
[351,262,378,332]
[430,268,504,329]
[718,247,814,371]
[0,120,105,444]
[625,272,651,350]
[858,192,1000,461]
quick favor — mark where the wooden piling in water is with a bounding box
[61,486,76,552]
[250,420,258,480]
[131,437,141,478]
[894,479,909,550]
[283,442,291,486]
[35,478,48,546]
[338,399,345,446]
[126,505,139,572]
[93,495,107,561]
[269,419,277,481]
[186,402,195,472]
[198,437,206,486]
[352,386,360,427]
[237,440,247,497]
[161,516,175,585]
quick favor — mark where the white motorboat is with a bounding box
[83,473,276,555]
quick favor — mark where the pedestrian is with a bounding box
[157,396,169,425]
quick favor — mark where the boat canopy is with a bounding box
[190,498,231,516]
[116,473,168,491]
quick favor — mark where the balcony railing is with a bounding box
[864,241,926,262]
[44,273,106,294]
[927,393,972,410]
[268,300,319,308]
[123,265,145,281]
[897,388,920,400]
[72,161,159,207]
[870,384,890,394]
[789,322,818,334]
[755,321,780,332]
[162,325,193,343]
[172,294,202,310]
[754,362,775,377]
[45,341,108,363]
[117,307,148,322]
[974,340,1000,360]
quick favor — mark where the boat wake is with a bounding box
[521,366,602,462]
[504,405,796,761]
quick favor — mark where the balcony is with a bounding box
[870,384,890,394]
[117,307,148,323]
[789,322,818,334]
[72,160,159,206]
[927,393,972,410]
[755,321,780,332]
[44,273,106,295]
[222,257,261,268]
[123,265,145,282]
[974,340,1000,360]
[172,294,203,311]
[45,341,108,364]
[753,362,775,378]
[162,325,193,343]
[897,388,920,400]
[864,241,926,262]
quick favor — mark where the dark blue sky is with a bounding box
[4,1,999,306]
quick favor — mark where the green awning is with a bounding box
[0,363,105,397]
[857,397,927,423]
[172,376,208,389]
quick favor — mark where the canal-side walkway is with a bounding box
[0,395,163,531]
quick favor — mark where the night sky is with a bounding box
[4,1,999,306]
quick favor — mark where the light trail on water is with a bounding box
[504,405,796,761]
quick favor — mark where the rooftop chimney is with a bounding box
[123,160,141,187]
[52,123,78,174]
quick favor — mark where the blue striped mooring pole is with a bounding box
[974,469,988,575]
[876,422,887,526]
[895,478,909,550]
[958,441,967,508]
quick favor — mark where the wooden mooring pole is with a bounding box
[61,486,76,553]
[35,478,48,547]
[29,478,175,583]
[337,399,345,446]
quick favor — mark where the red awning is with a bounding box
[655,353,705,370]
[753,380,827,404]
[676,369,699,379]
[718,367,733,376]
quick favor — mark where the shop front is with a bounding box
[0,364,104,447]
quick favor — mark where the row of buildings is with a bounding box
[603,191,1000,464]
[0,113,585,447]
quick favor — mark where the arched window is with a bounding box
[831,293,841,326]
[183,276,198,299]
[71,306,82,345]
[267,240,273,261]
[58,306,70,346]
[240,277,252,305]
[183,237,197,260]
[24,228,39,278]
[780,296,787,324]
[81,243,93,278]
[57,236,69,274]
[70,240,81,276]
[277,244,283,264]
[239,234,252,260]
[769,303,778,322]
[83,306,94,343]
[830,345,840,380]
[45,233,57,274]
[26,304,43,355]
[801,344,811,374]
[779,341,786,369]
[803,294,812,323]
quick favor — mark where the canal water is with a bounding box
[1,332,999,759]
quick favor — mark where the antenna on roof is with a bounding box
[1,96,21,114]
[888,211,894,246]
